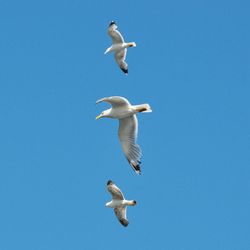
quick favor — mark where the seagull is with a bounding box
[96,96,152,175]
[104,21,136,74]
[105,180,136,227]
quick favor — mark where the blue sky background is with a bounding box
[0,0,249,249]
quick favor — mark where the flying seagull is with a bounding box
[96,96,152,175]
[105,180,136,227]
[104,21,136,74]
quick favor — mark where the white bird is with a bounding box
[105,180,136,227]
[104,21,136,74]
[96,96,152,175]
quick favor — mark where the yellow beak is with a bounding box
[96,115,102,120]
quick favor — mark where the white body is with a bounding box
[105,42,136,54]
[106,199,136,208]
[104,106,135,119]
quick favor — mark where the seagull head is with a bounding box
[95,109,111,120]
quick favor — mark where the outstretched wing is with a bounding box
[108,21,124,44]
[96,96,131,108]
[115,49,128,74]
[118,115,142,174]
[114,207,129,227]
[107,180,124,200]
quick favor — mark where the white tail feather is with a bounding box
[134,104,152,113]
[126,200,137,206]
[127,42,136,47]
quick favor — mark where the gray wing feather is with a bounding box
[107,182,124,200]
[114,207,128,227]
[108,24,124,44]
[115,49,128,74]
[118,115,142,174]
[96,96,130,108]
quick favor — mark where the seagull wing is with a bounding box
[107,180,124,200]
[114,207,128,227]
[118,115,142,174]
[96,96,131,108]
[115,49,128,74]
[108,23,124,44]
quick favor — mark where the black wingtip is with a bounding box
[135,164,141,175]
[121,68,128,74]
[109,21,116,27]
[119,219,129,227]
[107,180,113,185]
[130,163,141,175]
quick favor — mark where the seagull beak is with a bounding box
[95,114,102,120]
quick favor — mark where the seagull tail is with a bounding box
[128,42,136,47]
[134,104,152,113]
[127,200,137,206]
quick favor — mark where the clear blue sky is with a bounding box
[0,0,249,249]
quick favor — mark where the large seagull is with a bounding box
[105,180,136,227]
[104,21,136,74]
[96,96,152,175]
